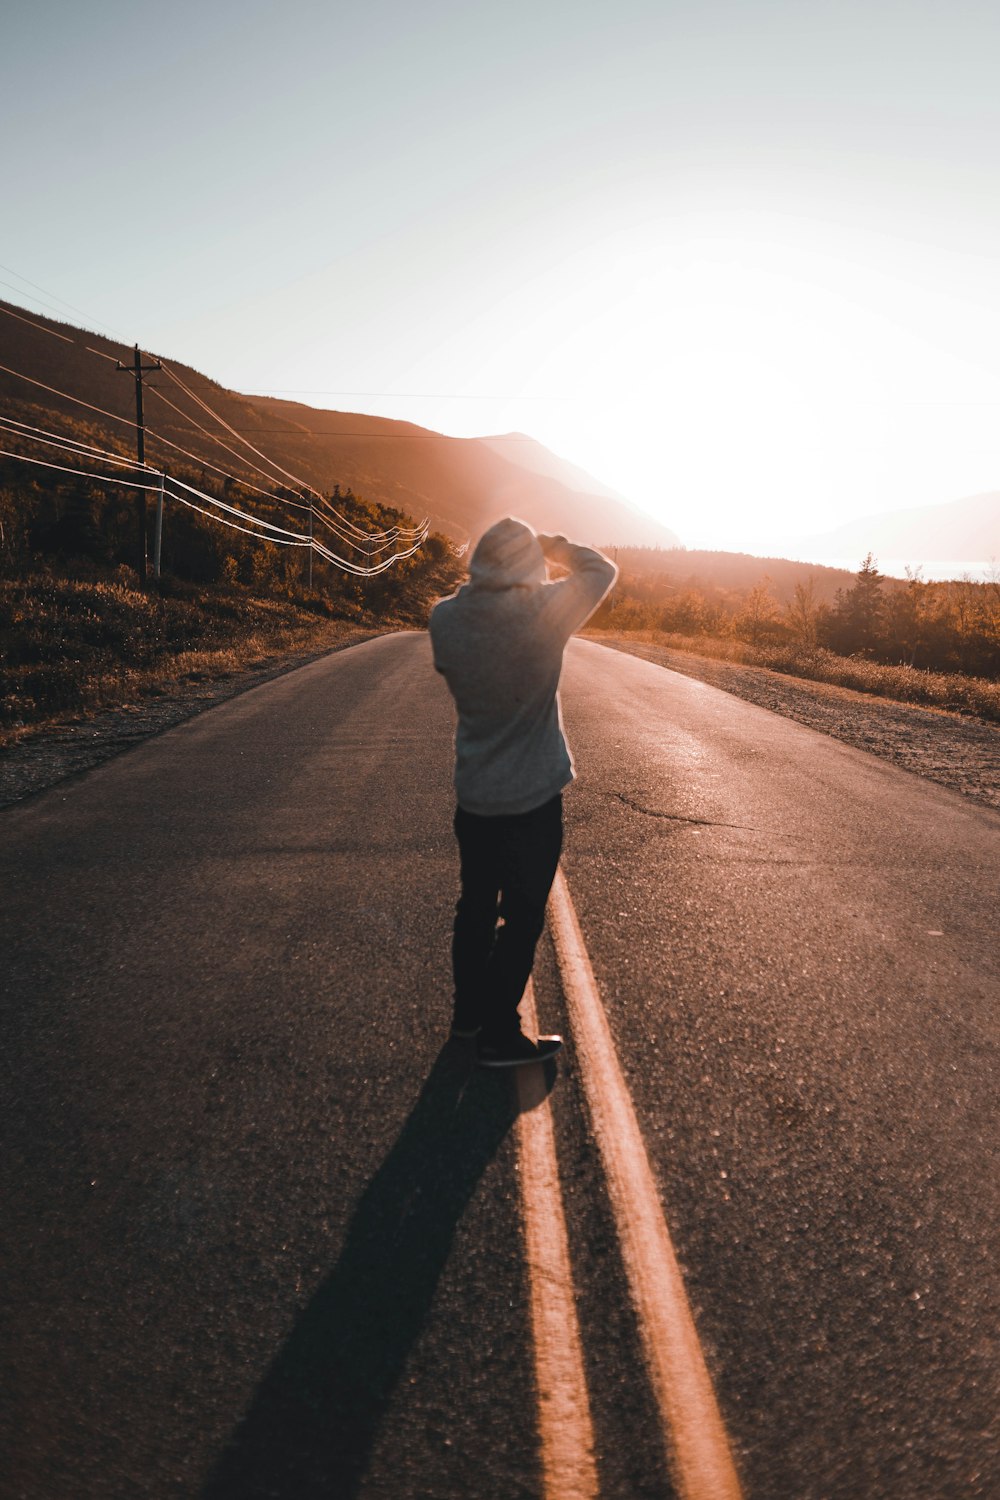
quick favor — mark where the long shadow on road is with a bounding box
[202,1042,527,1499]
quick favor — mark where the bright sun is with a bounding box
[411,212,1000,553]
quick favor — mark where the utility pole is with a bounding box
[153,467,167,580]
[303,490,314,591]
[117,343,162,584]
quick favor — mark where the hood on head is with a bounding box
[468,517,545,589]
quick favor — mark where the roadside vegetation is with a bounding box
[1,575,370,740]
[0,423,463,740]
[589,551,1000,723]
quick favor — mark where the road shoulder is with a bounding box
[0,627,385,810]
[586,633,1000,811]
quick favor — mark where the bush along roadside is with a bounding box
[586,629,1000,724]
[0,560,460,740]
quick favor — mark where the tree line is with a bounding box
[592,552,1000,679]
[0,414,457,623]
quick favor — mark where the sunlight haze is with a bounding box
[5,0,1000,553]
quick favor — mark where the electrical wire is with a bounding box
[0,416,147,472]
[2,340,426,543]
[157,372,426,546]
[167,475,313,541]
[141,395,417,554]
[0,265,127,341]
[0,446,400,564]
[160,360,326,502]
[145,384,312,509]
[0,411,143,463]
[154,369,422,544]
[0,301,76,344]
[166,474,427,571]
[0,418,295,534]
[143,388,413,550]
[0,446,164,492]
[159,361,425,542]
[0,359,137,432]
[84,344,122,364]
[0,446,428,574]
[165,489,311,547]
[0,403,427,563]
[142,408,413,555]
[166,475,428,572]
[1,303,429,562]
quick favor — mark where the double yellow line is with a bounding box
[515,869,743,1500]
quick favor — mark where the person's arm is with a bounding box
[536,533,618,636]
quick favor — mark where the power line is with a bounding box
[0,353,425,555]
[144,381,314,504]
[0,358,137,431]
[1,289,122,364]
[0,446,163,492]
[0,298,422,546]
[160,361,325,502]
[141,410,312,506]
[2,303,428,539]
[159,363,422,546]
[167,475,313,540]
[0,301,76,344]
[0,445,428,575]
[1,286,429,563]
[144,388,416,550]
[0,266,128,341]
[0,415,145,470]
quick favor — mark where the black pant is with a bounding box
[451,794,563,1040]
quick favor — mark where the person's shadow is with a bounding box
[203,1043,545,1498]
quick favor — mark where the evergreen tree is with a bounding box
[831,553,885,655]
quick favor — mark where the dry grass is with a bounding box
[586,627,1000,723]
[0,574,380,744]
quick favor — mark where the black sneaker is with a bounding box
[476,1032,563,1068]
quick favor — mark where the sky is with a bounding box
[5,0,1000,553]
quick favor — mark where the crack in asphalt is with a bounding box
[609,791,756,830]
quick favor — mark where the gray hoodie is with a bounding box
[430,517,618,816]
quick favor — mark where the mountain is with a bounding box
[783,489,1000,564]
[0,299,679,549]
[477,433,678,546]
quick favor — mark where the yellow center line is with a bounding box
[548,868,744,1500]
[515,978,599,1500]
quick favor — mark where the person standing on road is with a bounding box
[430,517,618,1068]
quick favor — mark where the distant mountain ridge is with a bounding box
[0,298,679,550]
[783,489,999,563]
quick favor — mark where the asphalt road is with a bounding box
[2,632,997,1499]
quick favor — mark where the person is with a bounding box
[429,517,618,1068]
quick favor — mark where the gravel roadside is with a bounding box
[589,633,1000,813]
[3,628,999,814]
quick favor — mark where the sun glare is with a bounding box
[417,213,1000,553]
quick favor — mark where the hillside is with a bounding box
[610,546,858,604]
[476,432,679,545]
[0,299,678,548]
[783,489,999,563]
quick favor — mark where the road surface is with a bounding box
[2,632,997,1499]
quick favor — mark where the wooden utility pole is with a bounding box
[303,490,314,591]
[153,467,167,579]
[116,344,162,584]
